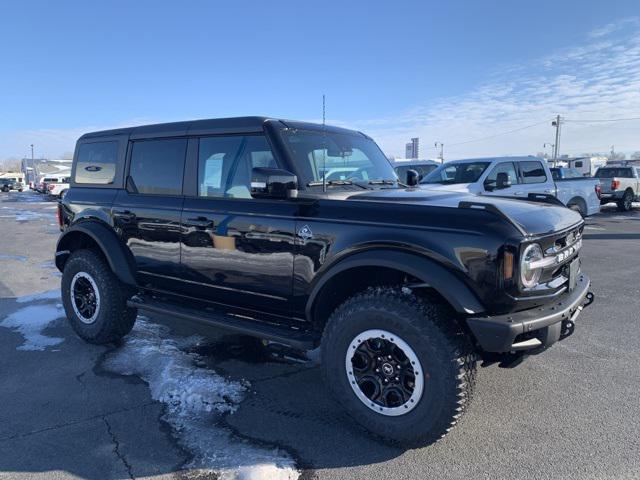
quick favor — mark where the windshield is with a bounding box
[420,161,491,185]
[280,129,398,187]
[595,167,633,178]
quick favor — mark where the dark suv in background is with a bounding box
[55,117,593,444]
[1,177,24,192]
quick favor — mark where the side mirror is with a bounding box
[496,172,511,189]
[251,167,298,199]
[406,169,420,187]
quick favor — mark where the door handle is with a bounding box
[186,217,214,229]
[113,209,135,221]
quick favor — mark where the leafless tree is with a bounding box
[0,158,21,172]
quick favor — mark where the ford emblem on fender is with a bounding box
[85,165,102,172]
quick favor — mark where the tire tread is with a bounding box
[321,286,476,445]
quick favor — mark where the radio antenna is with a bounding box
[322,94,327,193]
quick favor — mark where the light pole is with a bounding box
[551,115,562,166]
[30,144,34,161]
[434,142,444,163]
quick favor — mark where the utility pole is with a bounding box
[30,144,34,161]
[434,142,444,163]
[551,115,562,167]
[610,145,615,160]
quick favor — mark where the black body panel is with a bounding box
[112,190,184,291]
[180,196,297,317]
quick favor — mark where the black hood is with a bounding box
[348,188,582,237]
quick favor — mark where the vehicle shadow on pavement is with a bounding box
[154,320,409,473]
[188,334,408,472]
[0,298,407,479]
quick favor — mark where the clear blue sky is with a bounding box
[1,0,639,158]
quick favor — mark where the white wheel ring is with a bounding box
[70,271,101,324]
[345,329,424,417]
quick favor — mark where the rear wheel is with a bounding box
[567,198,586,217]
[617,190,633,212]
[61,249,137,344]
[321,287,476,445]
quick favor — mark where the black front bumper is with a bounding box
[466,274,593,353]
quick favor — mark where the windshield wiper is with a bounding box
[306,180,370,189]
[368,179,397,185]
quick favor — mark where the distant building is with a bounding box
[404,138,419,159]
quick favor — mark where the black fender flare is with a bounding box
[55,221,137,286]
[305,249,486,320]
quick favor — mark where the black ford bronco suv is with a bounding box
[55,117,593,444]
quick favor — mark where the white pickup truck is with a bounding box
[419,156,601,216]
[45,176,71,199]
[595,165,640,211]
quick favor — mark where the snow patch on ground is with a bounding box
[0,303,65,350]
[103,318,299,480]
[16,290,61,303]
[0,253,27,261]
[0,209,52,221]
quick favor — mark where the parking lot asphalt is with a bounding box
[1,190,639,480]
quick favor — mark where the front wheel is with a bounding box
[321,288,476,445]
[61,249,137,344]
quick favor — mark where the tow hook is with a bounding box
[561,291,594,341]
[569,291,594,322]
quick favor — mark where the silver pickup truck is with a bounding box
[595,165,640,211]
[419,156,601,216]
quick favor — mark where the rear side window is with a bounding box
[75,141,118,184]
[129,139,187,195]
[520,161,547,184]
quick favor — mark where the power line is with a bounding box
[565,116,640,123]
[446,119,551,147]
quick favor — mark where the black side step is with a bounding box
[127,296,317,350]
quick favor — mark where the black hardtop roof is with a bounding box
[79,116,365,140]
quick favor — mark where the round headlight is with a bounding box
[521,243,543,288]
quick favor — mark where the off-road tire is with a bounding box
[321,287,476,445]
[617,190,633,212]
[61,249,137,344]
[1,186,8,192]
